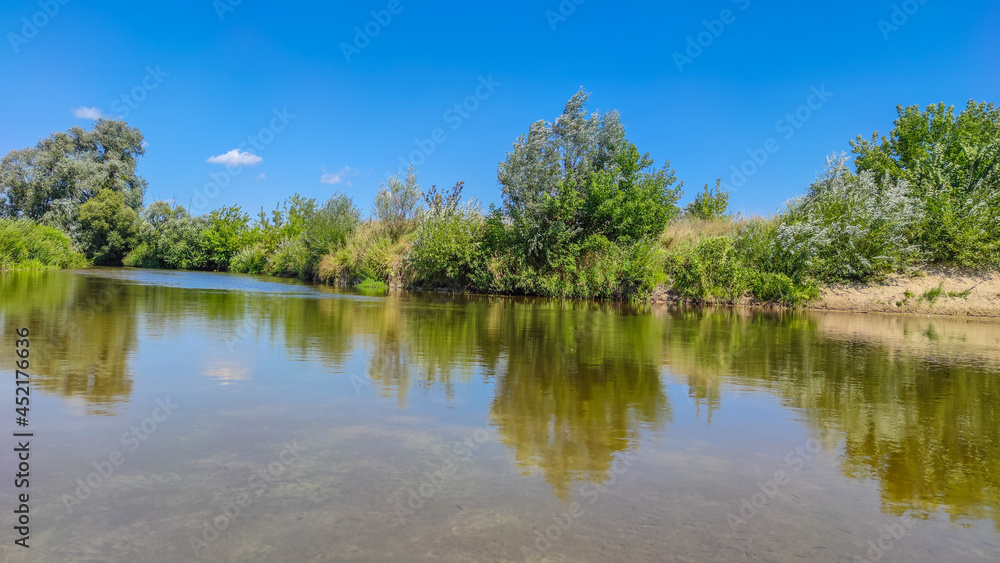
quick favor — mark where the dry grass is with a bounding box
[317,221,413,286]
[660,217,743,250]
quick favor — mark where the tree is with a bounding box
[850,101,1000,265]
[684,180,730,220]
[0,119,147,238]
[373,164,422,241]
[200,206,251,270]
[128,202,210,269]
[497,88,682,264]
[76,189,140,265]
[850,100,999,193]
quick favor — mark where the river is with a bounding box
[0,268,997,562]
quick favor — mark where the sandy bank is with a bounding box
[809,267,1000,319]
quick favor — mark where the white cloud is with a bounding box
[206,149,263,166]
[320,165,357,187]
[72,106,105,120]
[257,173,266,180]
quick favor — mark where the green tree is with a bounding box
[850,100,999,192]
[498,88,682,264]
[850,101,1000,265]
[127,202,210,269]
[373,164,423,241]
[76,189,140,265]
[200,206,251,270]
[684,180,730,220]
[0,119,147,238]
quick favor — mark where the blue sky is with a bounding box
[1,0,997,217]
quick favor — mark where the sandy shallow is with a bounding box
[810,267,1000,319]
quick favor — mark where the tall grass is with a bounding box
[0,218,88,271]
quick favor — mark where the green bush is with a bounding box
[230,244,268,274]
[0,218,87,270]
[684,180,730,220]
[265,237,310,278]
[777,156,922,282]
[200,205,252,271]
[498,89,682,269]
[131,202,210,270]
[122,242,160,269]
[76,188,140,266]
[408,189,484,288]
[666,236,749,301]
[749,272,818,306]
[301,194,361,268]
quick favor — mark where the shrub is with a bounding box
[373,164,422,241]
[200,205,252,271]
[230,244,268,274]
[748,272,818,306]
[131,202,210,270]
[265,236,310,279]
[76,188,140,266]
[122,242,159,269]
[684,180,730,220]
[665,236,749,301]
[409,184,485,288]
[498,88,682,267]
[0,218,87,270]
[778,155,922,282]
[318,222,412,286]
[301,194,361,267]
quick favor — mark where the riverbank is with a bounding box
[808,267,1000,318]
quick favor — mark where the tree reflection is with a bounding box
[659,308,1000,533]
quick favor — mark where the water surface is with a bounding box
[0,268,997,562]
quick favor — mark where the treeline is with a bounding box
[1,91,997,305]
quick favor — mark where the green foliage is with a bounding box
[684,180,730,220]
[76,189,140,265]
[851,101,999,191]
[498,88,682,266]
[200,206,251,271]
[265,237,310,279]
[373,164,422,241]
[408,182,486,288]
[301,194,362,266]
[319,223,410,286]
[851,101,1000,267]
[919,283,945,305]
[777,155,922,282]
[128,202,209,270]
[229,244,268,274]
[0,119,147,240]
[748,272,819,306]
[0,218,87,270]
[665,236,748,301]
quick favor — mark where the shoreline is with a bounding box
[806,267,1000,319]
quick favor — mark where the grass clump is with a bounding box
[0,218,87,271]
